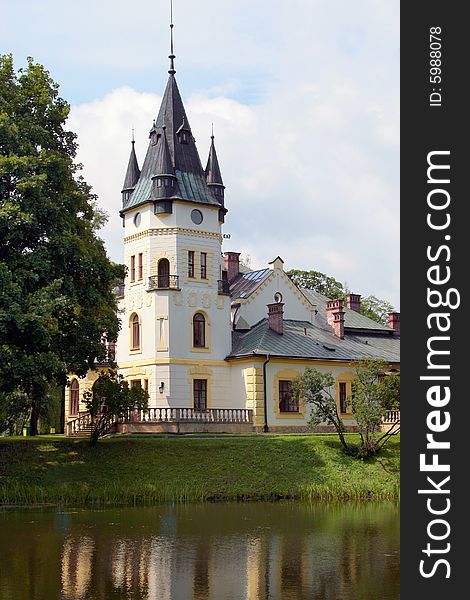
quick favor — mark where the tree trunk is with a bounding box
[29,400,40,436]
[29,382,44,436]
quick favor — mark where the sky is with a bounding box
[1,0,400,308]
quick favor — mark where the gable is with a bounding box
[233,267,315,329]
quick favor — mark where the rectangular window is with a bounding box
[138,253,143,280]
[200,252,207,279]
[144,379,149,394]
[188,251,195,278]
[339,382,347,413]
[193,379,207,411]
[279,380,298,413]
[130,255,136,282]
[131,380,141,389]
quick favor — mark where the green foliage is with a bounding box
[0,389,31,435]
[360,295,394,326]
[286,270,395,326]
[0,54,124,434]
[293,361,400,458]
[287,269,345,299]
[351,360,400,456]
[292,369,349,452]
[83,370,148,446]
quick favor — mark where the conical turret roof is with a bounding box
[122,73,223,213]
[205,135,224,186]
[122,139,140,192]
[155,126,175,176]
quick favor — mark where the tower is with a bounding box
[116,18,232,409]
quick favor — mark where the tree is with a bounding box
[0,389,31,436]
[293,360,400,458]
[351,360,400,456]
[292,369,350,452]
[287,269,345,299]
[287,269,395,326]
[360,296,394,326]
[0,55,124,435]
[82,370,148,446]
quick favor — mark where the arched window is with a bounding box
[131,314,140,350]
[193,313,206,348]
[158,258,170,288]
[70,379,79,415]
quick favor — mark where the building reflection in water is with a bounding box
[0,503,399,600]
[61,536,94,599]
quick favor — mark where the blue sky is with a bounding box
[1,0,400,308]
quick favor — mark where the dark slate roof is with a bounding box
[229,319,400,363]
[230,269,271,300]
[205,136,224,185]
[155,126,175,177]
[122,74,222,212]
[300,288,391,333]
[122,140,140,192]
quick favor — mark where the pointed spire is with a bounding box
[205,128,225,206]
[156,125,175,176]
[122,134,140,195]
[205,129,224,186]
[120,11,228,221]
[168,0,176,75]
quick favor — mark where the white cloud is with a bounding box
[62,0,399,308]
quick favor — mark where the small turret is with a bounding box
[205,130,225,205]
[152,126,178,214]
[121,134,140,207]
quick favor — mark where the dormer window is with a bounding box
[178,130,189,144]
[150,131,160,146]
[177,119,191,145]
[156,177,174,188]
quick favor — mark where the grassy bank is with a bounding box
[0,434,399,505]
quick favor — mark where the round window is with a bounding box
[191,209,203,225]
[133,212,141,227]
[274,292,283,303]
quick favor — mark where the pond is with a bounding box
[0,501,399,600]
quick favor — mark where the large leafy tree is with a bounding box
[0,55,124,434]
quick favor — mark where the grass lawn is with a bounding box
[0,434,399,505]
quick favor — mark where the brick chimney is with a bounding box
[326,299,345,339]
[388,312,400,336]
[224,252,240,283]
[267,302,284,335]
[346,293,361,313]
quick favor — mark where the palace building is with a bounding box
[65,27,400,436]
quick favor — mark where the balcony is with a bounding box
[217,279,230,295]
[148,275,180,290]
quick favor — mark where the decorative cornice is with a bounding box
[125,227,222,243]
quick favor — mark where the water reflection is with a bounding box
[0,502,399,600]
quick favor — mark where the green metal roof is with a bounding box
[229,319,400,363]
